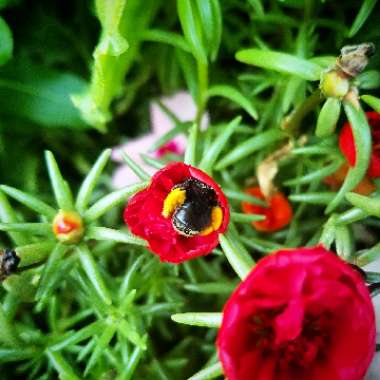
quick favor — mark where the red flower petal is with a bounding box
[241,186,292,232]
[217,246,376,380]
[339,111,380,178]
[124,162,229,263]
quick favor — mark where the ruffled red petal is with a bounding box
[339,111,380,178]
[124,162,229,263]
[217,246,376,380]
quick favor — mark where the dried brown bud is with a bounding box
[0,249,20,281]
[337,43,375,77]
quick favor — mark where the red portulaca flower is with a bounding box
[241,186,292,232]
[124,162,229,263]
[339,111,380,178]
[217,246,376,380]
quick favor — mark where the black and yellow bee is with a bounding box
[0,249,20,281]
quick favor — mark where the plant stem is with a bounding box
[283,90,323,135]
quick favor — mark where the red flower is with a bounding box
[339,111,380,178]
[217,246,376,380]
[124,162,229,263]
[241,186,292,232]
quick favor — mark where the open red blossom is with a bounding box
[241,186,292,232]
[124,162,229,263]
[339,111,380,178]
[217,246,376,380]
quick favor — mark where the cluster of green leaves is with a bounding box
[1,0,380,379]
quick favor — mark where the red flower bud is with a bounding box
[217,246,376,380]
[52,210,84,244]
[339,111,380,178]
[241,186,292,232]
[124,162,229,263]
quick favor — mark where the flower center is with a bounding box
[249,310,331,370]
[162,178,223,237]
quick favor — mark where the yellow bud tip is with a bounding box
[200,206,223,236]
[52,210,84,244]
[162,188,186,218]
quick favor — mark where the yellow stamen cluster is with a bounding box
[162,188,186,218]
[200,206,223,236]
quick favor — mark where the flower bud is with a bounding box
[320,69,350,98]
[52,210,84,244]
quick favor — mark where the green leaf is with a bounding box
[84,323,117,376]
[45,151,74,211]
[206,85,258,120]
[122,346,145,380]
[0,348,36,363]
[335,224,352,260]
[188,362,223,380]
[219,232,254,279]
[348,0,378,37]
[357,242,380,266]
[121,151,150,181]
[315,98,341,138]
[50,320,104,352]
[83,181,149,222]
[0,65,87,128]
[0,16,13,66]
[195,0,222,61]
[0,304,20,347]
[171,312,222,328]
[357,70,380,90]
[36,243,68,302]
[345,192,380,217]
[184,282,236,294]
[75,149,112,213]
[46,350,81,380]
[141,29,191,52]
[326,102,372,213]
[285,159,343,186]
[16,241,55,267]
[215,129,285,170]
[3,271,37,302]
[77,244,112,306]
[184,123,198,166]
[0,222,52,235]
[361,94,380,113]
[177,0,208,64]
[248,0,264,15]
[289,192,336,205]
[0,191,28,245]
[236,48,322,81]
[336,207,367,225]
[231,212,265,223]
[224,188,267,206]
[86,226,147,246]
[0,185,56,219]
[199,116,241,173]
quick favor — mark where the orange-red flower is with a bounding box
[241,186,292,232]
[217,246,376,380]
[124,162,229,263]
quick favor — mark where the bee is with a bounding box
[0,249,20,281]
[172,178,219,237]
[337,43,375,77]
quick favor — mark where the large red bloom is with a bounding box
[241,186,292,232]
[217,246,376,380]
[124,162,229,263]
[339,111,380,177]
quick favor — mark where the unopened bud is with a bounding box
[52,210,84,244]
[320,70,350,99]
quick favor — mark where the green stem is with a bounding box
[284,90,323,135]
[196,61,208,127]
